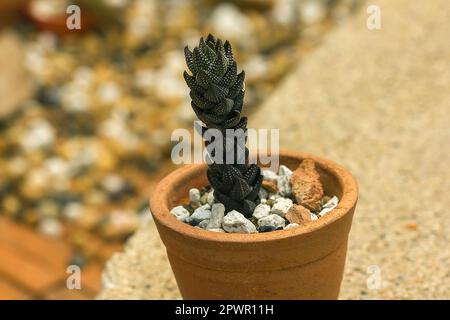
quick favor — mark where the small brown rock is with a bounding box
[406,222,417,231]
[285,204,312,225]
[290,158,324,212]
[262,179,278,193]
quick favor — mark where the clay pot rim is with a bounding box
[150,149,358,244]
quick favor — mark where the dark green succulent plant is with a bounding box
[183,34,263,217]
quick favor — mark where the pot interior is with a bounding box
[167,154,344,210]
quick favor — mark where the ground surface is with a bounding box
[0,216,102,299]
[99,0,450,299]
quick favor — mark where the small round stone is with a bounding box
[252,203,271,220]
[38,218,63,238]
[189,188,201,204]
[198,219,210,229]
[257,214,286,229]
[271,197,293,217]
[277,165,293,196]
[189,204,211,224]
[206,190,215,206]
[222,210,257,234]
[170,206,190,222]
[284,223,300,230]
[207,203,225,229]
[262,169,279,181]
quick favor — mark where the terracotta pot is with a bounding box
[150,150,358,299]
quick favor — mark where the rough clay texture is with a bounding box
[99,0,450,299]
[290,159,324,212]
[285,204,312,225]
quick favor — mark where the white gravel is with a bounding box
[277,165,293,196]
[188,188,201,205]
[252,203,271,220]
[257,214,286,229]
[284,223,300,230]
[169,206,190,222]
[222,210,257,234]
[207,203,225,229]
[189,204,211,224]
[271,197,293,217]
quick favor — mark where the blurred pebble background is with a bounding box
[0,0,361,276]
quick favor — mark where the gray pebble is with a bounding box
[198,219,210,229]
[319,196,339,217]
[257,214,286,229]
[206,190,215,206]
[252,203,271,220]
[189,204,211,224]
[271,197,293,217]
[200,193,209,205]
[277,165,293,196]
[170,206,190,222]
[207,203,225,229]
[284,223,300,230]
[222,210,257,234]
[189,188,201,205]
[259,187,269,200]
[208,228,225,233]
[262,169,279,181]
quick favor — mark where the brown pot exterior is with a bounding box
[150,150,358,299]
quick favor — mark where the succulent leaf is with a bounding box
[183,35,262,216]
[184,47,196,74]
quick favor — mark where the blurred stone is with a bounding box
[257,214,285,229]
[2,195,21,216]
[206,203,225,229]
[262,169,278,181]
[38,218,63,238]
[170,205,190,222]
[0,33,33,119]
[284,223,299,230]
[100,210,140,240]
[102,174,126,195]
[188,188,201,205]
[271,0,298,25]
[222,210,257,234]
[209,3,252,40]
[63,202,84,221]
[189,204,212,224]
[20,118,55,151]
[252,203,271,220]
[299,1,327,26]
[271,197,293,217]
[277,165,293,196]
[97,81,122,104]
[198,219,210,229]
